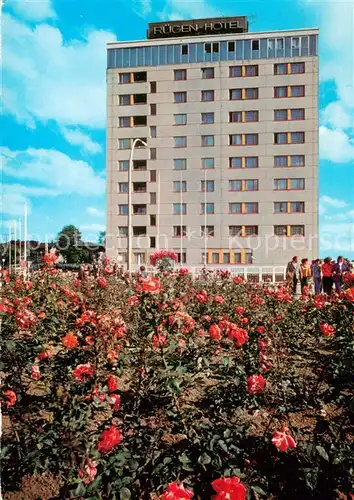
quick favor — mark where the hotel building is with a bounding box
[106,17,319,268]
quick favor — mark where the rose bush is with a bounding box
[1,269,354,499]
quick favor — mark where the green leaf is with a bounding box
[252,486,267,495]
[120,487,131,499]
[1,446,8,459]
[223,429,231,439]
[74,482,86,496]
[218,440,228,453]
[316,446,329,461]
[178,453,190,464]
[198,452,211,465]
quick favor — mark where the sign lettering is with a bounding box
[148,17,248,39]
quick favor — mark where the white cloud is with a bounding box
[1,190,31,217]
[61,127,102,154]
[1,147,105,196]
[86,207,105,217]
[7,0,56,21]
[319,126,354,163]
[3,13,116,129]
[133,0,151,17]
[320,195,349,209]
[320,222,354,252]
[321,101,353,130]
[80,224,106,232]
[158,0,220,21]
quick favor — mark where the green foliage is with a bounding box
[56,224,90,264]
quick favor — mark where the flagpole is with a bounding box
[204,169,207,266]
[13,220,17,273]
[180,170,183,266]
[24,203,28,278]
[157,171,160,251]
[18,217,22,264]
[8,226,12,274]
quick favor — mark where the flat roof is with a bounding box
[107,27,319,49]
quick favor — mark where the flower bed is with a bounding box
[1,269,354,499]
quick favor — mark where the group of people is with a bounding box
[286,255,352,295]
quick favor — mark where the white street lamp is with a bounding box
[128,138,148,273]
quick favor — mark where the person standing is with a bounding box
[312,259,322,294]
[322,257,334,295]
[333,256,348,293]
[286,256,299,294]
[299,258,312,294]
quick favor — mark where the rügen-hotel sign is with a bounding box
[147,17,249,39]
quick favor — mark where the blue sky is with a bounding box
[1,0,353,257]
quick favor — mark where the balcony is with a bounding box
[133,94,147,105]
[133,182,147,193]
[133,226,147,236]
[133,204,147,215]
[133,116,147,127]
[133,160,147,171]
[133,71,147,82]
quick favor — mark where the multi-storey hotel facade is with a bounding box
[106,17,319,268]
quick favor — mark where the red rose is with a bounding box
[228,326,249,347]
[319,323,336,337]
[97,424,122,454]
[256,326,265,334]
[78,459,97,485]
[214,295,224,304]
[107,375,119,393]
[209,324,221,340]
[109,393,121,410]
[161,482,193,500]
[211,476,247,500]
[31,365,41,380]
[3,390,17,407]
[153,334,167,348]
[247,374,266,395]
[62,332,79,349]
[128,295,139,306]
[272,426,297,452]
[142,277,161,294]
[235,306,245,316]
[73,363,94,382]
[97,277,107,289]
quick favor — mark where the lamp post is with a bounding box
[128,138,148,273]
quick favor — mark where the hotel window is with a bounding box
[150,215,156,226]
[245,65,258,76]
[119,138,131,149]
[229,203,242,214]
[134,116,147,126]
[119,73,130,84]
[244,202,258,214]
[175,250,187,264]
[151,236,156,248]
[119,160,129,171]
[133,204,147,215]
[133,94,147,104]
[230,134,242,146]
[291,109,305,120]
[252,40,260,53]
[150,192,157,204]
[274,179,288,190]
[290,225,305,236]
[201,180,214,192]
[174,159,187,170]
[134,252,146,264]
[150,104,156,116]
[245,134,258,145]
[150,126,157,138]
[245,157,258,168]
[202,135,214,147]
[290,202,305,213]
[230,134,259,146]
[223,253,231,264]
[174,136,187,147]
[245,180,258,191]
[290,85,305,97]
[289,178,305,190]
[230,157,242,168]
[119,116,130,127]
[230,89,242,100]
[133,182,147,193]
[230,112,242,123]
[150,148,156,160]
[291,62,305,74]
[201,90,214,102]
[181,45,188,55]
[150,82,157,93]
[118,226,128,237]
[229,180,242,191]
[174,91,187,103]
[174,69,187,81]
[274,86,287,98]
[245,111,259,122]
[174,113,187,125]
[274,155,305,167]
[201,225,215,237]
[230,157,258,169]
[201,202,214,214]
[244,225,258,236]
[230,66,242,77]
[150,170,157,182]
[173,203,187,215]
[274,225,287,236]
[173,225,187,237]
[202,158,214,169]
[212,252,219,264]
[205,42,219,53]
[274,133,287,144]
[274,109,287,121]
[133,160,147,172]
[228,41,235,52]
[202,67,214,79]
[274,202,287,213]
[174,180,187,192]
[119,95,130,105]
[201,112,214,124]
[245,88,258,99]
[229,226,242,237]
[118,204,128,215]
[133,227,147,237]
[290,132,305,143]
[133,71,147,82]
[274,63,287,75]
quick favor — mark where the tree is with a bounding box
[98,230,106,246]
[56,225,90,264]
